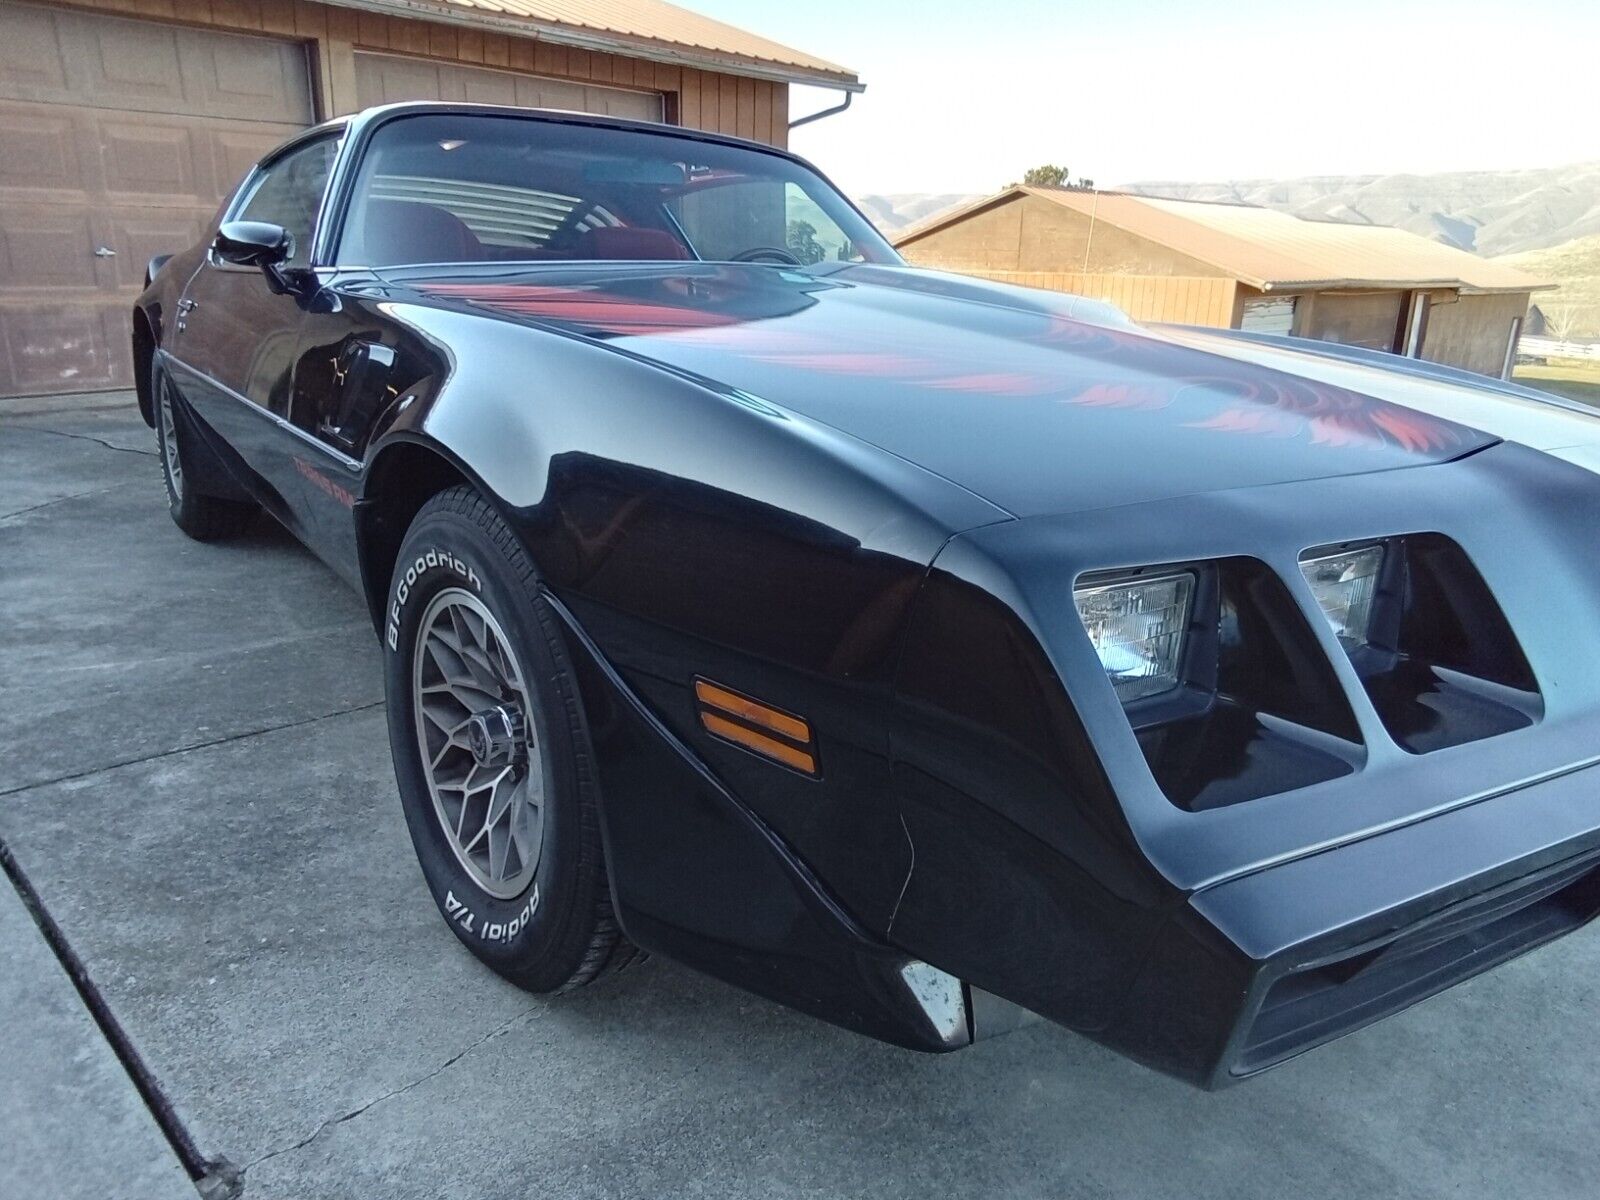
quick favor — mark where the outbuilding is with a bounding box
[894,187,1552,379]
[0,0,859,396]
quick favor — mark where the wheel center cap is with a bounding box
[466,704,525,768]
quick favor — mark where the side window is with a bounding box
[234,137,338,266]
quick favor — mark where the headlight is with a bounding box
[1299,545,1382,645]
[1073,573,1193,702]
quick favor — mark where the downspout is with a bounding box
[789,90,854,130]
[1080,186,1101,273]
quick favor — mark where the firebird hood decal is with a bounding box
[405,264,1494,517]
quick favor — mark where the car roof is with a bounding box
[342,101,789,157]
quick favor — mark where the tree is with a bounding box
[1004,164,1087,190]
[785,219,827,266]
[1543,303,1581,342]
[1023,164,1070,188]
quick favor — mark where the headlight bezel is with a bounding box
[1298,543,1385,648]
[1071,555,1365,811]
[1297,533,1541,755]
[1071,569,1197,705]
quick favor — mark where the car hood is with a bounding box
[1157,324,1600,455]
[390,261,1497,518]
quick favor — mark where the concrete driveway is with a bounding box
[3,398,1599,1200]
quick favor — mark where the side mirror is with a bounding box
[213,221,296,294]
[213,221,292,268]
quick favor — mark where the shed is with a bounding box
[893,187,1553,379]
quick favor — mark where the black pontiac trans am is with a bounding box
[133,103,1600,1088]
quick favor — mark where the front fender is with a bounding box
[368,300,1010,940]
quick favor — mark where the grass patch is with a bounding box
[1515,360,1600,407]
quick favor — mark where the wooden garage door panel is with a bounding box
[210,124,306,198]
[99,212,212,291]
[459,69,522,107]
[576,84,662,119]
[0,302,129,393]
[62,6,189,113]
[353,53,446,106]
[354,52,663,122]
[516,77,588,111]
[0,207,98,289]
[176,27,313,124]
[0,108,85,195]
[97,118,209,205]
[0,0,70,100]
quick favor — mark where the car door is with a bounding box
[166,132,340,539]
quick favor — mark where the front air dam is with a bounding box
[1106,759,1600,1087]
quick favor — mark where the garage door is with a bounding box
[0,1,312,396]
[1309,292,1407,353]
[354,52,664,123]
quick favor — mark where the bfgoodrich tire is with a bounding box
[384,485,637,992]
[153,370,256,541]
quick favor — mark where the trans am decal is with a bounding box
[294,456,356,508]
[415,282,742,335]
[415,276,1465,456]
[1059,376,1464,451]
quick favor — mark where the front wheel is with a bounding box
[384,485,638,992]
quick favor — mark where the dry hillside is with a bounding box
[1498,234,1600,338]
[1123,162,1600,258]
[856,192,980,234]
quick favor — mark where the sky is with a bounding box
[686,0,1600,196]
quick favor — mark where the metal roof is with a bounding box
[328,0,861,90]
[895,187,1551,294]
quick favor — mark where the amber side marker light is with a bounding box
[693,678,818,776]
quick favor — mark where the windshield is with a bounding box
[337,112,899,269]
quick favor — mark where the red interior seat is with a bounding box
[574,226,689,261]
[361,200,483,266]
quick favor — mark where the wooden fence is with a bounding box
[1519,336,1600,361]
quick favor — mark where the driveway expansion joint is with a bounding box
[237,1004,541,1179]
[0,835,216,1189]
[0,700,387,801]
[1,485,127,524]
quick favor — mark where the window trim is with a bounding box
[218,127,346,271]
[324,108,901,271]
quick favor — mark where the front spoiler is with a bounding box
[1105,759,1600,1087]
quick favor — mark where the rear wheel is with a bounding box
[384,485,638,992]
[154,373,255,541]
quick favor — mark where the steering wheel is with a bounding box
[731,246,803,265]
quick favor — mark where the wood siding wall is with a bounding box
[1421,291,1531,377]
[49,0,790,145]
[962,271,1236,327]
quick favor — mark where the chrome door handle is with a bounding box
[94,246,117,258]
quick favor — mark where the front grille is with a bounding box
[1235,854,1600,1075]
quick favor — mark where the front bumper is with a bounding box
[1104,758,1600,1087]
